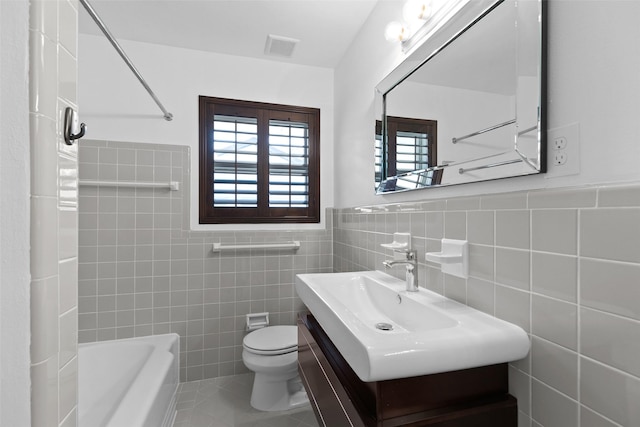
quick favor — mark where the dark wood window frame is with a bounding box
[199,96,320,224]
[376,116,438,180]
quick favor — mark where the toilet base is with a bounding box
[249,372,310,412]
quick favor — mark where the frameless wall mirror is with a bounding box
[375,0,546,194]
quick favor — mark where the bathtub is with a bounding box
[78,334,180,427]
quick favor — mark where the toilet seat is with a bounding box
[243,325,298,356]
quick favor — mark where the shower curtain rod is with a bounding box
[79,0,174,121]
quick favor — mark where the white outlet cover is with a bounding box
[546,123,580,178]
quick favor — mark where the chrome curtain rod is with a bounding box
[452,119,516,144]
[79,0,173,121]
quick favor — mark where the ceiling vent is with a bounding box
[264,34,299,58]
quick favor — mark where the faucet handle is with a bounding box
[398,250,416,261]
[383,250,416,266]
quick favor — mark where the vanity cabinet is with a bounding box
[298,313,518,427]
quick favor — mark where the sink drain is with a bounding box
[375,322,394,331]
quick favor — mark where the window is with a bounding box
[375,116,437,183]
[199,97,320,224]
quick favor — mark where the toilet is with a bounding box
[242,325,309,411]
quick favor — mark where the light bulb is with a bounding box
[402,0,432,22]
[384,21,410,42]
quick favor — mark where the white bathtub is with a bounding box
[78,334,180,427]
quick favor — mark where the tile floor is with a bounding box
[172,374,320,427]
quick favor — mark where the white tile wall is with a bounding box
[333,183,640,427]
[29,0,79,426]
[77,140,333,381]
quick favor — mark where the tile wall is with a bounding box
[333,184,640,427]
[29,0,79,426]
[77,140,332,381]
[75,144,640,425]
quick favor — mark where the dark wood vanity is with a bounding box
[298,313,518,427]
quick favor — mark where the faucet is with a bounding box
[383,250,419,292]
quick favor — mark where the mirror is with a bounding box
[375,0,546,193]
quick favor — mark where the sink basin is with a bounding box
[295,270,530,382]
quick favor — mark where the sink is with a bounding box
[295,270,530,382]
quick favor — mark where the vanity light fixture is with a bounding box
[385,0,470,50]
[384,0,432,42]
[384,21,411,42]
[403,0,433,24]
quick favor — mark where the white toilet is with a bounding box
[242,325,309,411]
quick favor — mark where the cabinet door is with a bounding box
[298,318,365,427]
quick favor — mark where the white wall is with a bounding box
[334,0,640,208]
[78,1,640,210]
[79,35,335,230]
[0,0,32,425]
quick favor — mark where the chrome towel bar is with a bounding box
[79,180,179,191]
[212,241,301,252]
[452,119,516,144]
[517,125,538,136]
[458,158,522,174]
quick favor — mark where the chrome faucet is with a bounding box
[383,250,419,292]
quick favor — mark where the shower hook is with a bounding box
[64,107,86,145]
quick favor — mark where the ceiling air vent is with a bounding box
[264,34,299,58]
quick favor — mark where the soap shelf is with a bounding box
[425,239,468,278]
[380,241,409,251]
[381,232,411,252]
[425,253,463,264]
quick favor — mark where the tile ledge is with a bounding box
[342,182,640,212]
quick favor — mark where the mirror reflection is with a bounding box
[375,0,545,193]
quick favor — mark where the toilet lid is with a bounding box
[243,325,298,355]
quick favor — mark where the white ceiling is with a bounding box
[78,0,379,69]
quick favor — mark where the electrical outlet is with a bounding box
[554,152,567,165]
[553,137,567,150]
[546,123,580,178]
